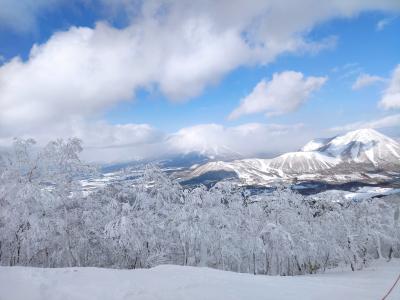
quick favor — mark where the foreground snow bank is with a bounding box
[1,260,399,300]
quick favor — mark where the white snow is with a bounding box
[1,260,400,300]
[322,128,400,162]
[328,128,385,151]
[344,186,400,200]
[270,151,340,171]
[188,128,400,186]
[300,137,330,152]
[193,151,341,183]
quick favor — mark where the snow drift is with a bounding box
[1,260,399,300]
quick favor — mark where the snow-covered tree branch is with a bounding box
[0,139,399,275]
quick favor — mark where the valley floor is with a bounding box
[0,260,399,300]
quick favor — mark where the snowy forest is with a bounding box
[0,138,399,276]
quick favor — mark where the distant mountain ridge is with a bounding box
[184,128,400,186]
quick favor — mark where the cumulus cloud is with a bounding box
[0,118,311,162]
[379,64,400,109]
[1,0,400,161]
[1,1,399,125]
[0,20,252,133]
[89,122,315,162]
[330,114,400,131]
[0,119,312,162]
[78,122,167,163]
[352,73,385,90]
[229,71,327,119]
[0,118,166,162]
[166,122,308,158]
[4,0,400,36]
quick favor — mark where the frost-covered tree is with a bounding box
[1,138,399,275]
[0,138,93,266]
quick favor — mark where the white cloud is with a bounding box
[352,73,385,90]
[0,0,69,32]
[330,114,400,131]
[332,63,367,83]
[0,119,311,162]
[0,0,352,142]
[0,118,167,163]
[229,71,327,119]
[1,0,400,161]
[0,20,253,133]
[332,63,359,73]
[376,17,395,31]
[166,122,308,158]
[379,64,400,109]
[78,122,167,163]
[4,0,400,35]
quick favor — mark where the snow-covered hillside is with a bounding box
[317,128,400,166]
[1,260,399,300]
[187,128,400,185]
[267,151,340,173]
[301,137,334,152]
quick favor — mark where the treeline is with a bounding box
[0,139,399,275]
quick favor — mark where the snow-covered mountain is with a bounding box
[301,137,334,152]
[185,128,400,185]
[315,129,400,167]
[267,151,341,173]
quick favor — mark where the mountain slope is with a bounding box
[267,151,340,173]
[186,128,400,185]
[301,137,334,152]
[318,128,400,167]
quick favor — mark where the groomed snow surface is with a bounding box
[1,260,399,300]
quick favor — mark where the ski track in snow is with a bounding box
[0,259,400,300]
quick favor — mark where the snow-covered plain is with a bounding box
[1,260,399,300]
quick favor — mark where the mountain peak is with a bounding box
[321,128,400,164]
[188,128,400,186]
[350,128,380,134]
[301,128,399,154]
[327,128,397,149]
[301,137,333,152]
[335,128,387,143]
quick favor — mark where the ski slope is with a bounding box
[0,260,399,300]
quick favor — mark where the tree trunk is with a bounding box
[253,252,256,275]
[199,241,207,267]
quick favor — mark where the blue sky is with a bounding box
[106,12,399,132]
[0,1,399,162]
